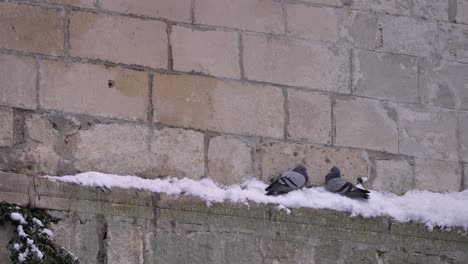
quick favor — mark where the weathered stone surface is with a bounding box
[398,105,458,161]
[351,0,412,16]
[243,34,349,92]
[287,90,331,144]
[348,11,380,50]
[0,108,13,148]
[0,223,14,264]
[464,164,468,190]
[153,73,284,138]
[459,112,468,162]
[171,26,240,78]
[48,211,101,264]
[0,53,37,110]
[208,136,253,185]
[438,22,468,63]
[46,0,95,8]
[379,15,437,57]
[150,127,205,179]
[25,114,58,146]
[154,230,247,264]
[300,0,343,6]
[101,0,191,22]
[70,11,167,68]
[69,123,204,178]
[0,3,64,55]
[335,97,398,153]
[457,0,468,24]
[19,145,62,175]
[351,0,446,20]
[353,49,418,103]
[414,159,461,192]
[40,60,148,121]
[261,140,370,186]
[420,59,468,110]
[195,0,284,33]
[285,4,338,42]
[0,171,30,195]
[412,0,448,21]
[372,159,413,195]
[70,123,151,175]
[106,217,149,264]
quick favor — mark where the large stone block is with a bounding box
[0,3,64,55]
[150,127,205,179]
[379,15,437,57]
[25,114,58,146]
[195,0,284,33]
[46,0,95,8]
[372,159,413,195]
[70,123,205,178]
[208,136,253,185]
[261,141,370,186]
[0,108,13,148]
[457,0,468,24]
[70,11,167,68]
[335,97,398,153]
[287,90,331,144]
[0,53,37,110]
[348,11,381,50]
[285,4,338,42]
[48,211,101,264]
[300,0,343,6]
[414,159,461,192]
[350,0,412,16]
[39,60,148,121]
[353,49,418,103]
[106,217,150,264]
[70,123,152,175]
[412,0,448,21]
[420,59,468,110]
[153,73,284,138]
[438,22,468,63]
[351,0,447,20]
[171,26,240,78]
[459,112,468,162]
[398,105,458,161]
[0,223,14,264]
[100,0,191,22]
[243,34,349,92]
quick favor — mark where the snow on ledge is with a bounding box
[45,172,468,231]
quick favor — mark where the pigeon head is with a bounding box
[329,166,341,177]
[293,165,307,176]
[324,166,341,184]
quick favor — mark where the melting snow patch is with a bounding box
[32,217,44,227]
[41,228,53,237]
[46,172,468,231]
[10,212,27,225]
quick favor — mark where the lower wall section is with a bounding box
[0,172,467,264]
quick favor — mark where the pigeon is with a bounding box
[265,165,308,196]
[324,166,370,199]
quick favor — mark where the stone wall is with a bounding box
[1,171,467,264]
[1,0,468,194]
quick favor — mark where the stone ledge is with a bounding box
[1,172,467,244]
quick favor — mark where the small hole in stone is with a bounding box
[108,80,115,88]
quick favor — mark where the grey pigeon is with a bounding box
[324,166,369,199]
[265,165,308,196]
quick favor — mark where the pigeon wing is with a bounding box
[325,178,350,193]
[280,171,306,190]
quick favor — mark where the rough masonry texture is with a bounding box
[0,0,467,210]
[1,172,468,264]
